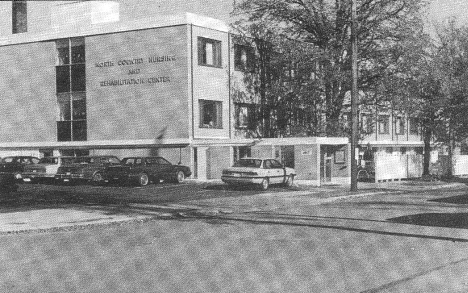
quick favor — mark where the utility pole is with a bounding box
[350,0,359,191]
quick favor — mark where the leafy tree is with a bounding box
[232,0,428,136]
[431,21,468,176]
[384,19,468,177]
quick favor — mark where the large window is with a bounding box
[378,115,389,134]
[12,0,27,34]
[198,37,222,67]
[234,44,255,72]
[395,116,405,135]
[199,100,222,128]
[56,38,87,141]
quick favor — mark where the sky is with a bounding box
[429,0,468,25]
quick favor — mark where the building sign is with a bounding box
[94,55,176,87]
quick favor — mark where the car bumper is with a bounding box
[22,173,55,181]
[221,176,264,185]
[54,174,86,183]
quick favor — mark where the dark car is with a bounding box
[102,156,191,186]
[0,172,18,192]
[0,156,40,180]
[54,156,121,184]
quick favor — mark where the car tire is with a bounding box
[92,172,103,185]
[285,174,294,187]
[175,170,185,183]
[137,173,149,186]
[260,178,269,190]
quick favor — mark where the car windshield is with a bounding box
[62,157,78,164]
[39,157,59,164]
[76,157,94,164]
[233,159,262,168]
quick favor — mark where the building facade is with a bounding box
[0,1,354,185]
[1,1,431,184]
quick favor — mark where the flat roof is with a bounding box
[0,12,229,47]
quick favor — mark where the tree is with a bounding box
[431,20,468,177]
[232,0,428,136]
[385,19,468,177]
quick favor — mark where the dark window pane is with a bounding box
[410,118,419,135]
[12,1,27,34]
[72,99,86,120]
[198,37,222,67]
[56,66,70,93]
[71,43,85,64]
[72,120,87,141]
[71,64,86,92]
[57,121,71,141]
[234,44,254,72]
[57,93,71,121]
[200,100,222,128]
[57,47,70,65]
[56,39,70,65]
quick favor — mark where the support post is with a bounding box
[350,0,359,191]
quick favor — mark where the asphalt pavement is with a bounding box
[0,179,465,234]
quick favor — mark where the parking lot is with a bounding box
[1,180,303,210]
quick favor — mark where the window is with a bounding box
[235,103,255,129]
[234,159,261,168]
[199,100,222,128]
[198,37,222,67]
[233,146,251,163]
[335,150,346,163]
[342,113,351,130]
[461,141,468,155]
[378,115,389,134]
[234,44,255,72]
[395,117,405,135]
[361,114,374,133]
[12,0,27,34]
[55,38,86,142]
[409,117,419,135]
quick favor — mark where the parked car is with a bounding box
[357,160,375,181]
[54,156,121,184]
[22,156,77,183]
[221,158,296,190]
[0,172,18,192]
[102,156,192,186]
[0,156,40,180]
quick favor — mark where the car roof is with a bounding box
[122,156,166,159]
[80,155,118,157]
[4,156,39,159]
[238,158,278,161]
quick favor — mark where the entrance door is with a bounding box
[320,146,332,183]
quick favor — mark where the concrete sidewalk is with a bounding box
[0,180,465,234]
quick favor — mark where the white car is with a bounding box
[22,156,77,183]
[221,158,296,190]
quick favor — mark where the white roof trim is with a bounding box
[361,140,424,147]
[0,12,229,47]
[0,139,191,149]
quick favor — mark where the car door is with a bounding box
[268,159,285,184]
[263,160,276,183]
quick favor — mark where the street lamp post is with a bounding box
[350,0,359,191]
